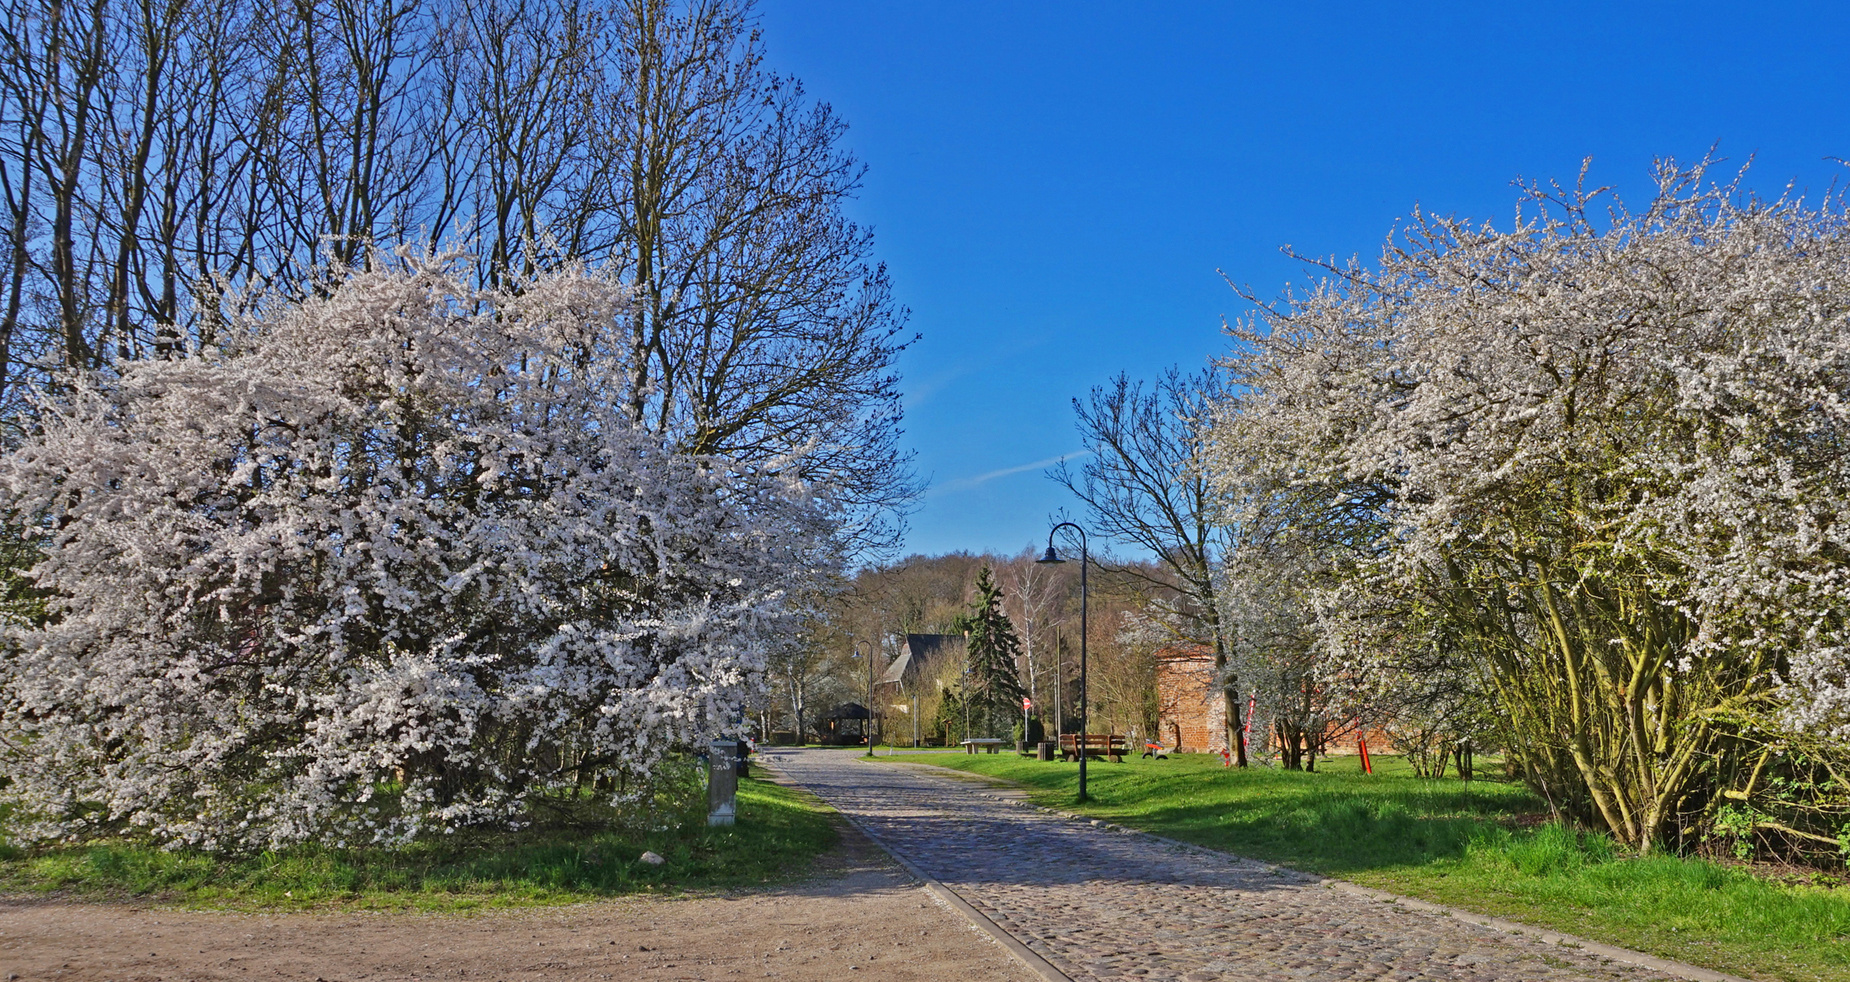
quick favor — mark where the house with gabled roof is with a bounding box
[877,633,965,692]
[875,633,966,746]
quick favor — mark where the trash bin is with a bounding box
[1037,741,1055,761]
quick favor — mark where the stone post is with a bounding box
[707,739,738,827]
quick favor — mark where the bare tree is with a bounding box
[608,0,916,549]
[430,0,619,288]
[1052,367,1249,764]
[999,549,1070,735]
[0,0,916,552]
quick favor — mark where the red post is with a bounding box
[1358,732,1373,775]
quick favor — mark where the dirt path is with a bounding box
[0,824,1036,982]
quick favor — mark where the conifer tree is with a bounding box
[955,566,1028,739]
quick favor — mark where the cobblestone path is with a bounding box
[765,749,1683,982]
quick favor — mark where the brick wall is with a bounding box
[1155,648,1225,753]
[1154,645,1388,758]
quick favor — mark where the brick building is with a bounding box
[1155,644,1227,753]
[1156,643,1393,760]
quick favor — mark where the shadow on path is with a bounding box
[766,747,1681,982]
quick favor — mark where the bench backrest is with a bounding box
[1059,733,1130,750]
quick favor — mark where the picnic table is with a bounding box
[960,738,1007,754]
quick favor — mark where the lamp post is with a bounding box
[1037,522,1089,803]
[1052,628,1062,749]
[852,638,876,756]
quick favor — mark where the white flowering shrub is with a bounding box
[0,256,831,850]
[1208,161,1850,851]
[1215,532,1361,771]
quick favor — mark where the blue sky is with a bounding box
[756,2,1850,559]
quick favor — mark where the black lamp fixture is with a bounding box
[1037,522,1089,804]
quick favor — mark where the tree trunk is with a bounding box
[1223,684,1247,767]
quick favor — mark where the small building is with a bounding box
[820,702,871,745]
[875,633,966,747]
[1155,644,1227,753]
[876,633,965,695]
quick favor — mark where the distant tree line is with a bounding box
[765,549,1170,748]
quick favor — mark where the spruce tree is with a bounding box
[955,566,1028,739]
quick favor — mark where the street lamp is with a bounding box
[851,638,876,757]
[1037,522,1089,804]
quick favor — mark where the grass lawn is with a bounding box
[906,752,1850,982]
[0,777,836,911]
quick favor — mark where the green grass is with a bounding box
[0,778,837,911]
[906,752,1850,982]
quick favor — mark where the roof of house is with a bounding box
[879,633,966,688]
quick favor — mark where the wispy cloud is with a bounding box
[902,329,1056,411]
[930,450,1092,496]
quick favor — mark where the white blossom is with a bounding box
[0,254,834,849]
[1205,160,1850,846]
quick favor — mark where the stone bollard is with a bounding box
[707,739,738,826]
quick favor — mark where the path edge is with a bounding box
[1310,877,1754,982]
[1124,824,1756,982]
[877,756,1756,982]
[834,808,1075,982]
[755,753,1073,982]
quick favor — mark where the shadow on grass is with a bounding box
[916,752,1850,981]
[924,752,1538,877]
[1127,782,1528,876]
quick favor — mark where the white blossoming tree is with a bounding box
[0,255,832,850]
[1209,476,1380,772]
[1208,161,1850,852]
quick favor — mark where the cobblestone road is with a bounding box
[765,749,1685,982]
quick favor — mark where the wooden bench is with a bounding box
[1059,733,1129,762]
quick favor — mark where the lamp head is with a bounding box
[1036,545,1065,565]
